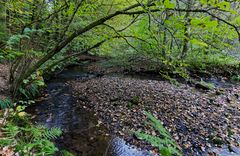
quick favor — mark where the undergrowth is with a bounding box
[135,112,182,156]
[185,51,240,71]
[101,51,240,79]
[231,75,240,81]
[0,98,64,156]
[0,98,13,109]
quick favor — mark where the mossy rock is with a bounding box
[195,81,215,90]
[216,88,224,95]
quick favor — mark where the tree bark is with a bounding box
[0,0,7,44]
[181,0,191,59]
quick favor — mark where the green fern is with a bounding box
[0,98,13,109]
[60,150,75,156]
[28,125,62,140]
[0,123,19,147]
[0,121,62,155]
[43,127,62,140]
[19,87,30,99]
[135,112,182,156]
[1,123,20,142]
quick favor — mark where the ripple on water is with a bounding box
[28,64,240,156]
[107,137,154,156]
[27,66,155,156]
[206,146,240,156]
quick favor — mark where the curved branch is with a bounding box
[118,14,140,32]
[19,2,145,84]
[17,2,240,88]
[45,35,144,72]
[103,23,140,52]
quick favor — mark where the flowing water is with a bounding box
[27,64,152,156]
[27,63,240,156]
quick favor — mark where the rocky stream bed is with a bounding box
[25,63,240,156]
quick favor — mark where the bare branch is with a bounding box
[103,23,140,52]
[118,14,140,32]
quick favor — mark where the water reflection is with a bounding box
[107,137,153,156]
[27,65,152,156]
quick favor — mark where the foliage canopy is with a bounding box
[0,0,239,96]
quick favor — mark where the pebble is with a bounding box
[71,76,240,155]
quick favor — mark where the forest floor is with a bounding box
[0,64,9,99]
[71,63,240,155]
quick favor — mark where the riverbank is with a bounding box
[71,75,240,155]
[1,61,240,155]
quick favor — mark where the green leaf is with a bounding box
[164,0,175,9]
[190,39,208,47]
[232,16,240,25]
[35,80,45,87]
[23,79,29,84]
[200,0,207,5]
[217,1,231,11]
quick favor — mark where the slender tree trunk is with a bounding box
[162,30,167,57]
[0,0,7,45]
[162,12,171,58]
[181,0,191,59]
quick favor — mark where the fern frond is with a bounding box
[28,125,45,139]
[30,125,62,140]
[43,127,62,140]
[29,84,39,97]
[60,150,75,156]
[135,112,182,156]
[2,123,20,138]
[0,98,13,109]
[19,87,30,99]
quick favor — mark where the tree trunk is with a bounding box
[181,0,191,59]
[0,0,7,45]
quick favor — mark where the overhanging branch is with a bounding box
[45,35,145,72]
[18,2,240,85]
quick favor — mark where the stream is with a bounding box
[27,64,153,156]
[27,62,240,156]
